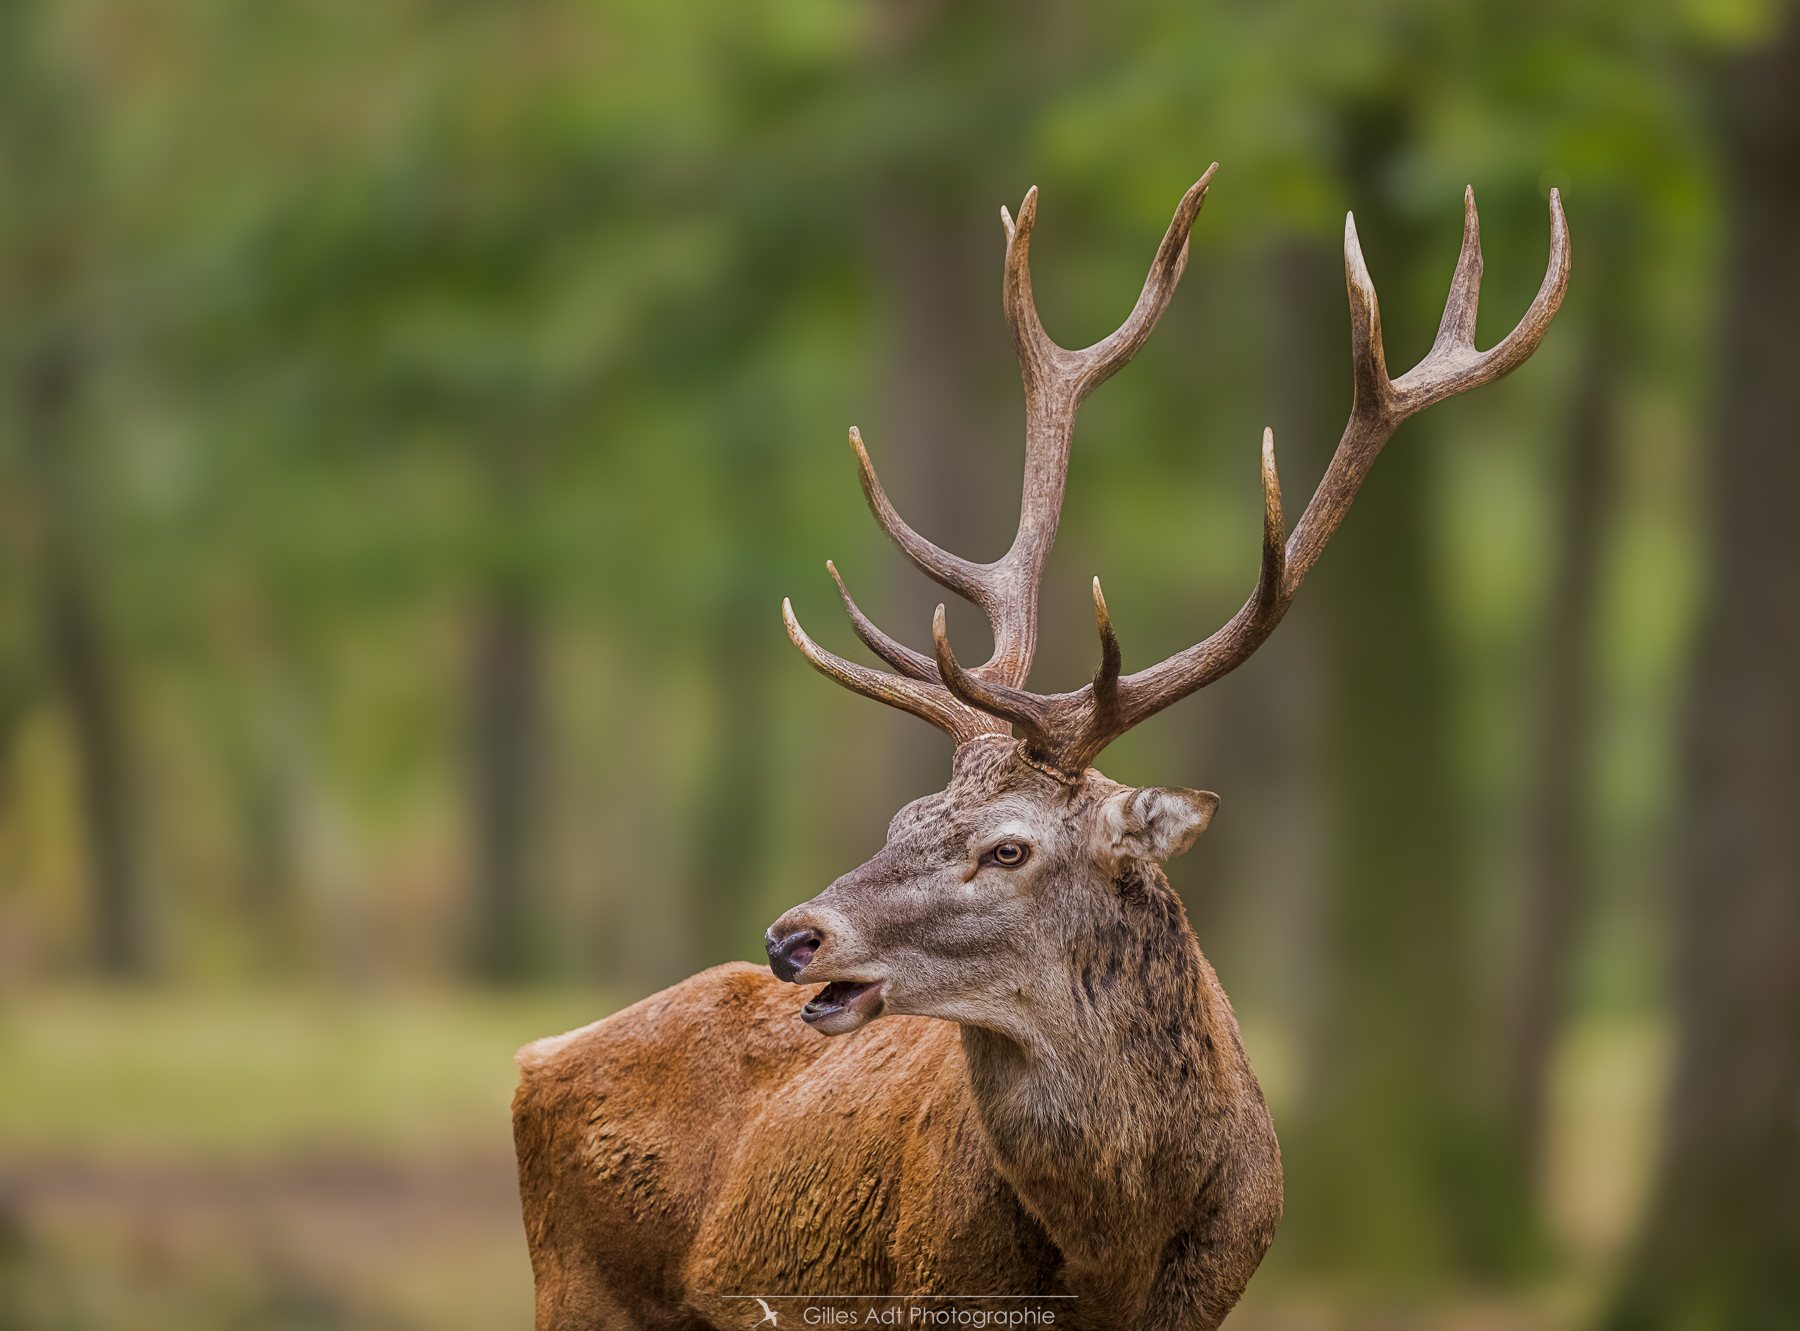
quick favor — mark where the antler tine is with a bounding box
[826,560,939,683]
[1257,428,1287,595]
[849,427,990,610]
[783,598,1003,743]
[1000,186,1055,385]
[1051,429,1288,771]
[931,606,1060,750]
[1340,209,1395,431]
[1090,577,1123,716]
[1428,185,1485,358]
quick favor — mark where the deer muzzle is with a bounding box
[765,926,820,982]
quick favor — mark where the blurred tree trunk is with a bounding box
[1608,12,1800,1326]
[3,0,147,977]
[1501,206,1622,1199]
[691,598,774,968]
[467,579,543,983]
[19,339,147,977]
[685,0,1029,968]
[866,0,1021,814]
[690,416,780,972]
[234,656,306,973]
[875,186,1005,802]
[1288,98,1524,1278]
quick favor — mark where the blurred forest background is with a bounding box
[2,0,1797,1327]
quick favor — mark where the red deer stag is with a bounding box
[514,165,1570,1329]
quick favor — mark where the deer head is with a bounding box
[768,166,1569,1041]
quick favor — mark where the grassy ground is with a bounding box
[0,987,616,1331]
[0,990,1662,1331]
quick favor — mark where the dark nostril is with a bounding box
[765,928,821,983]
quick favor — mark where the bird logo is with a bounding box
[753,1299,780,1328]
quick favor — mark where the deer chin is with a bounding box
[801,979,886,1035]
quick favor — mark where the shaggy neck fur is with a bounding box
[959,851,1239,1320]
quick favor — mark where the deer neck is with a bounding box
[957,859,1231,1294]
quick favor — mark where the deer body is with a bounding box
[517,739,1280,1329]
[517,167,1568,1330]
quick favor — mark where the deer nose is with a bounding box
[765,927,821,983]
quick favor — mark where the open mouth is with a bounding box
[800,979,885,1035]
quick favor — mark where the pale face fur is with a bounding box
[765,735,1218,1048]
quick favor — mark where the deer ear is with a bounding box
[1100,787,1220,864]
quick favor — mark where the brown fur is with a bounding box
[515,738,1282,1331]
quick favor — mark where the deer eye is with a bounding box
[989,841,1030,868]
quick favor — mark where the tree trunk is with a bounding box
[690,571,776,972]
[20,339,148,978]
[467,581,543,983]
[1286,98,1525,1279]
[858,0,1025,817]
[1607,12,1800,1326]
[874,185,1012,801]
[1501,208,1622,1199]
[4,3,145,978]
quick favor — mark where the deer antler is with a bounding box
[786,177,1571,777]
[783,167,1218,743]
